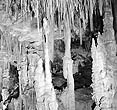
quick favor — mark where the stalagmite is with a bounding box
[91,36,107,110]
[20,55,28,90]
[18,54,30,110]
[91,1,117,110]
[34,57,45,110]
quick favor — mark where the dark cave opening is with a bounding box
[51,39,93,92]
[73,56,92,90]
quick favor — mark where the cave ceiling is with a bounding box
[0,0,116,43]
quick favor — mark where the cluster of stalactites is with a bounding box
[1,0,106,44]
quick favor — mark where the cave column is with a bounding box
[63,16,75,110]
[43,18,58,110]
[91,0,117,110]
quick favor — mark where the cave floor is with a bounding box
[56,87,94,110]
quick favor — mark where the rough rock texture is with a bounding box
[91,1,117,110]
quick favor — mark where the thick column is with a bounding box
[63,16,75,110]
[40,18,58,110]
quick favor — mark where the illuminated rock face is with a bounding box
[91,1,117,110]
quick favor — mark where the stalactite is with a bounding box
[79,19,83,45]
[99,0,103,16]
[36,0,40,32]
[44,0,55,62]
[89,0,94,31]
[21,0,23,17]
